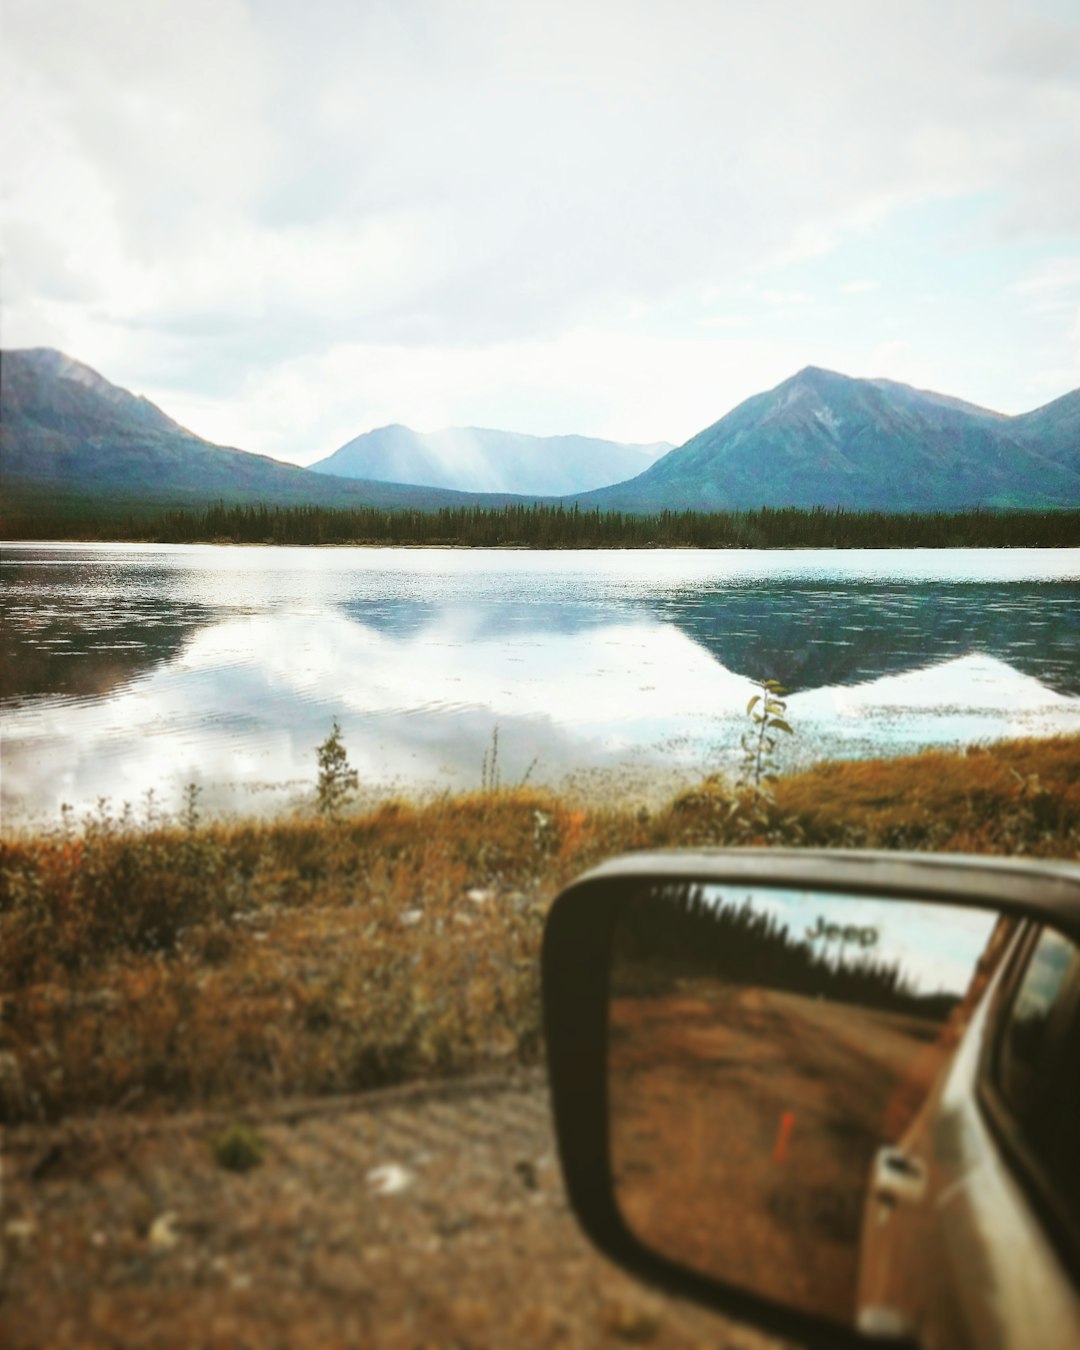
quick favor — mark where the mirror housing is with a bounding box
[542,850,1080,1350]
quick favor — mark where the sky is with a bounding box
[695,886,1000,996]
[3,0,1079,466]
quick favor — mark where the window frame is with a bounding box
[977,920,1080,1283]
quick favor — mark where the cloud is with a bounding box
[1010,257,1080,296]
[761,290,814,306]
[2,0,1077,449]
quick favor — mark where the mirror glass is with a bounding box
[608,883,1019,1330]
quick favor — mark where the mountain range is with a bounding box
[311,424,669,494]
[0,349,508,514]
[574,366,1080,511]
[2,347,1077,517]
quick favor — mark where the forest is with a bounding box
[6,499,1079,548]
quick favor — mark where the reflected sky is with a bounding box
[2,544,1079,823]
[693,886,1000,996]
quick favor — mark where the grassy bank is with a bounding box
[3,734,1079,1125]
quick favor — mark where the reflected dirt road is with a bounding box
[610,985,949,1325]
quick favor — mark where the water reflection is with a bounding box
[653,583,1080,697]
[2,544,1078,822]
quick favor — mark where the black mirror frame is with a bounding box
[541,848,1080,1350]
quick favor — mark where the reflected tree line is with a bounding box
[9,500,1079,549]
[613,885,958,1021]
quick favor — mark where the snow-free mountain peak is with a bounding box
[575,368,1079,512]
[310,424,672,496]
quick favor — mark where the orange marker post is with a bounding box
[773,1110,796,1164]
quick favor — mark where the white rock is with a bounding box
[4,1219,36,1248]
[366,1163,413,1195]
[148,1212,180,1251]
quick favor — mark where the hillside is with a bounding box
[4,352,1076,520]
[311,424,669,495]
[1009,386,1080,467]
[0,349,531,516]
[575,367,1080,512]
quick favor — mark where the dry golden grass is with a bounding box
[3,735,1078,1125]
[773,735,1080,850]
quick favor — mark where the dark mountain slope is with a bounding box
[0,349,532,513]
[575,367,1080,512]
[1008,387,1080,467]
[4,352,1075,520]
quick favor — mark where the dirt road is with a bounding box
[1,1070,785,1350]
[610,986,948,1324]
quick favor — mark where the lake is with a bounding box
[2,543,1079,826]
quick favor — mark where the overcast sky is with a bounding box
[3,0,1079,465]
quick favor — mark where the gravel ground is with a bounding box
[1,1070,788,1350]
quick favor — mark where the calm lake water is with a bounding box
[2,543,1079,825]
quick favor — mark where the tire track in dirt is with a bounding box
[2,1071,788,1350]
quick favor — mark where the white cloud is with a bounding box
[159,329,817,459]
[2,0,1077,451]
[1010,257,1080,295]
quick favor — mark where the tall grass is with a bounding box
[2,734,1078,1124]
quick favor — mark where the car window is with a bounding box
[994,926,1080,1225]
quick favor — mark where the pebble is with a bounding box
[366,1164,413,1196]
[5,1218,36,1249]
[148,1212,180,1252]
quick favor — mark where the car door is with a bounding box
[896,922,1080,1350]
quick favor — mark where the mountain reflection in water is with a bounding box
[2,544,1078,822]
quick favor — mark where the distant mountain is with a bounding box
[311,424,670,495]
[574,367,1080,512]
[0,349,528,514]
[4,351,1077,522]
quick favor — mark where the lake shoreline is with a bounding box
[3,540,1079,825]
[6,535,1080,550]
[3,733,1078,1127]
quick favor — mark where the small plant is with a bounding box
[316,718,359,819]
[180,782,201,832]
[740,677,794,802]
[212,1123,264,1173]
[481,725,501,793]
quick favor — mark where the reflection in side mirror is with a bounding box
[607,883,1006,1332]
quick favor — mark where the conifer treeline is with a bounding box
[614,885,957,1020]
[43,501,1080,547]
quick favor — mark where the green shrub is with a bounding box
[213,1123,264,1172]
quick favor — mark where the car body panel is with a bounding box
[857,932,1080,1348]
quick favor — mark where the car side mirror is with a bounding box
[542,850,1080,1350]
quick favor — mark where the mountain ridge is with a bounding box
[311,423,670,496]
[571,366,1079,512]
[0,348,543,514]
[2,348,1077,517]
